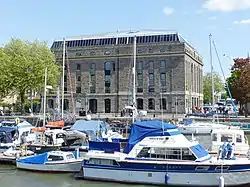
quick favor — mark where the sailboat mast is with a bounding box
[209,34,215,122]
[43,67,48,127]
[132,35,137,123]
[61,38,66,119]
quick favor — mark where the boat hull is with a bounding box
[17,160,82,173]
[82,167,250,186]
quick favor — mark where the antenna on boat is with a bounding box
[209,34,215,123]
[212,40,239,123]
[132,35,137,123]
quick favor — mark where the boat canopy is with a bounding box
[89,141,121,152]
[71,120,109,136]
[17,152,48,164]
[0,126,18,143]
[123,120,179,154]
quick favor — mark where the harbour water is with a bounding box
[0,165,150,187]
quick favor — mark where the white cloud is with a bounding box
[208,16,216,20]
[203,0,250,12]
[163,7,174,16]
[233,19,250,25]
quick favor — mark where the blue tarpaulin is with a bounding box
[190,144,209,159]
[89,141,121,152]
[71,120,109,137]
[0,126,17,143]
[17,153,48,164]
[123,120,179,154]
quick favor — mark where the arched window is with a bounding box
[104,99,111,113]
[136,98,143,110]
[148,98,155,110]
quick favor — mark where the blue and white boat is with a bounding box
[16,150,82,172]
[80,120,250,186]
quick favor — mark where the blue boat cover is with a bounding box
[17,153,48,164]
[183,119,193,126]
[123,120,179,154]
[89,141,121,152]
[190,144,209,159]
[71,120,109,137]
[0,126,17,143]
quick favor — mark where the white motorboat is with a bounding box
[79,120,250,186]
[16,150,82,172]
[209,128,249,156]
[178,121,240,135]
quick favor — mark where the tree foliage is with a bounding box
[0,38,61,112]
[203,72,224,104]
[226,57,250,104]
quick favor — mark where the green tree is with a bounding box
[203,72,224,104]
[2,38,61,113]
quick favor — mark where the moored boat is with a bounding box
[16,150,82,172]
[79,120,250,186]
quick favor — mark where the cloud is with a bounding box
[208,16,216,20]
[163,7,174,16]
[233,19,250,25]
[203,0,250,12]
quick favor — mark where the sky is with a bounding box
[0,0,250,77]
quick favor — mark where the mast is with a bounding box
[132,35,137,123]
[61,38,66,119]
[209,34,215,122]
[43,68,48,127]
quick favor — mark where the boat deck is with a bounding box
[0,153,16,165]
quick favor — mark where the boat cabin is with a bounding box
[209,128,249,155]
[0,127,18,150]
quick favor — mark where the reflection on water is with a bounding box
[0,165,150,187]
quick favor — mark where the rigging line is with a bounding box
[212,40,239,123]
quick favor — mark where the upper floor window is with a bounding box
[160,60,166,68]
[148,61,154,69]
[76,64,81,71]
[90,63,95,75]
[104,62,111,74]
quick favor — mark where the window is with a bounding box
[137,61,143,71]
[236,134,242,143]
[90,75,95,82]
[104,62,111,92]
[160,98,167,110]
[104,99,111,113]
[148,73,154,86]
[137,74,143,87]
[47,155,64,161]
[90,87,96,93]
[66,154,75,160]
[212,134,217,141]
[90,63,95,75]
[148,98,155,110]
[76,64,81,71]
[137,98,143,110]
[113,62,116,71]
[221,134,233,142]
[148,61,154,69]
[76,87,81,93]
[160,60,166,68]
[160,73,166,86]
[87,158,118,166]
[148,87,154,93]
[77,76,81,82]
[137,88,143,93]
[89,99,97,113]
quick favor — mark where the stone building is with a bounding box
[49,30,203,116]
